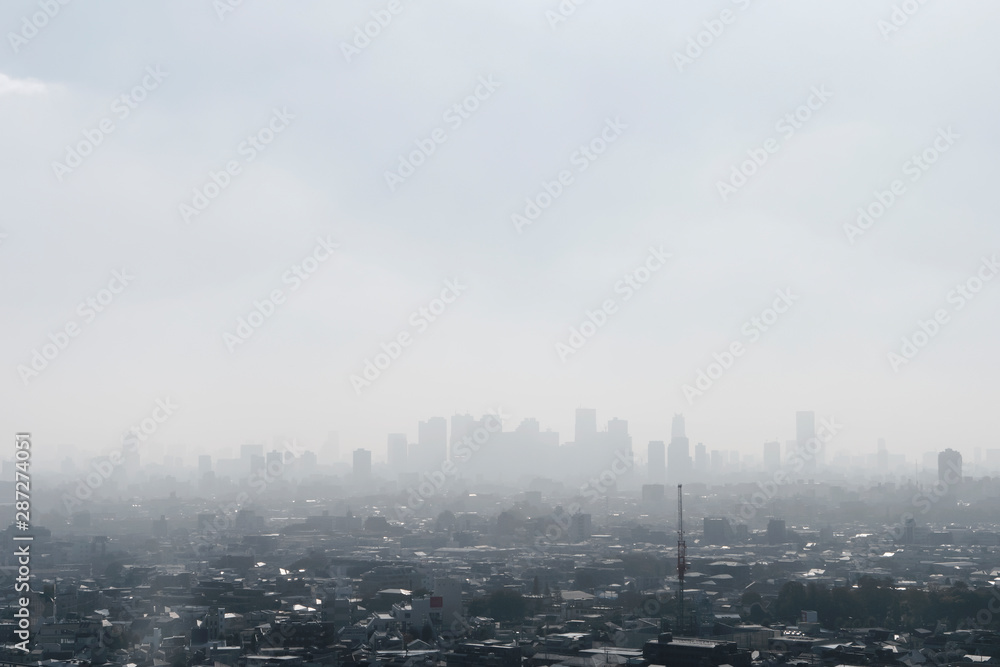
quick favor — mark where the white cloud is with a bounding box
[0,73,47,96]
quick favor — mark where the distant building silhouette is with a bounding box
[767,518,786,544]
[939,448,962,481]
[353,448,372,480]
[704,517,733,545]
[763,441,781,469]
[387,433,408,472]
[668,414,691,481]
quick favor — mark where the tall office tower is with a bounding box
[198,455,212,476]
[938,448,962,481]
[648,441,666,482]
[877,438,888,473]
[710,449,724,473]
[415,417,447,471]
[785,440,798,459]
[568,513,592,543]
[450,414,476,460]
[667,414,690,481]
[575,408,597,443]
[763,441,781,469]
[387,434,408,472]
[694,443,708,473]
[703,517,733,545]
[671,413,686,438]
[607,417,632,454]
[323,431,340,463]
[796,411,818,468]
[767,518,787,544]
[241,443,264,461]
[353,448,372,480]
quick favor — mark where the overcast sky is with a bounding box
[2,1,999,466]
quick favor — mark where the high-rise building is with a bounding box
[877,438,888,473]
[671,413,686,438]
[568,513,592,543]
[695,443,708,473]
[241,443,264,461]
[641,484,665,503]
[667,414,691,481]
[575,408,597,443]
[353,448,372,480]
[938,448,962,481]
[450,414,476,461]
[387,434,408,472]
[767,518,786,544]
[763,441,781,469]
[704,517,733,545]
[648,441,666,482]
[796,411,817,468]
[198,455,212,475]
[710,449,724,473]
[414,417,447,471]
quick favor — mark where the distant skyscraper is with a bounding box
[568,513,592,543]
[648,441,666,482]
[198,455,212,475]
[704,517,733,545]
[415,417,447,471]
[575,408,597,443]
[387,434,408,471]
[353,448,372,480]
[667,414,690,481]
[241,443,264,461]
[710,449,724,472]
[694,443,708,473]
[767,518,786,544]
[450,414,476,461]
[763,441,781,469]
[671,413,686,438]
[877,438,888,473]
[938,448,962,481]
[796,411,817,468]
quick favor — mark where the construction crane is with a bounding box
[677,483,687,635]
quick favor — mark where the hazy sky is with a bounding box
[2,1,999,465]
